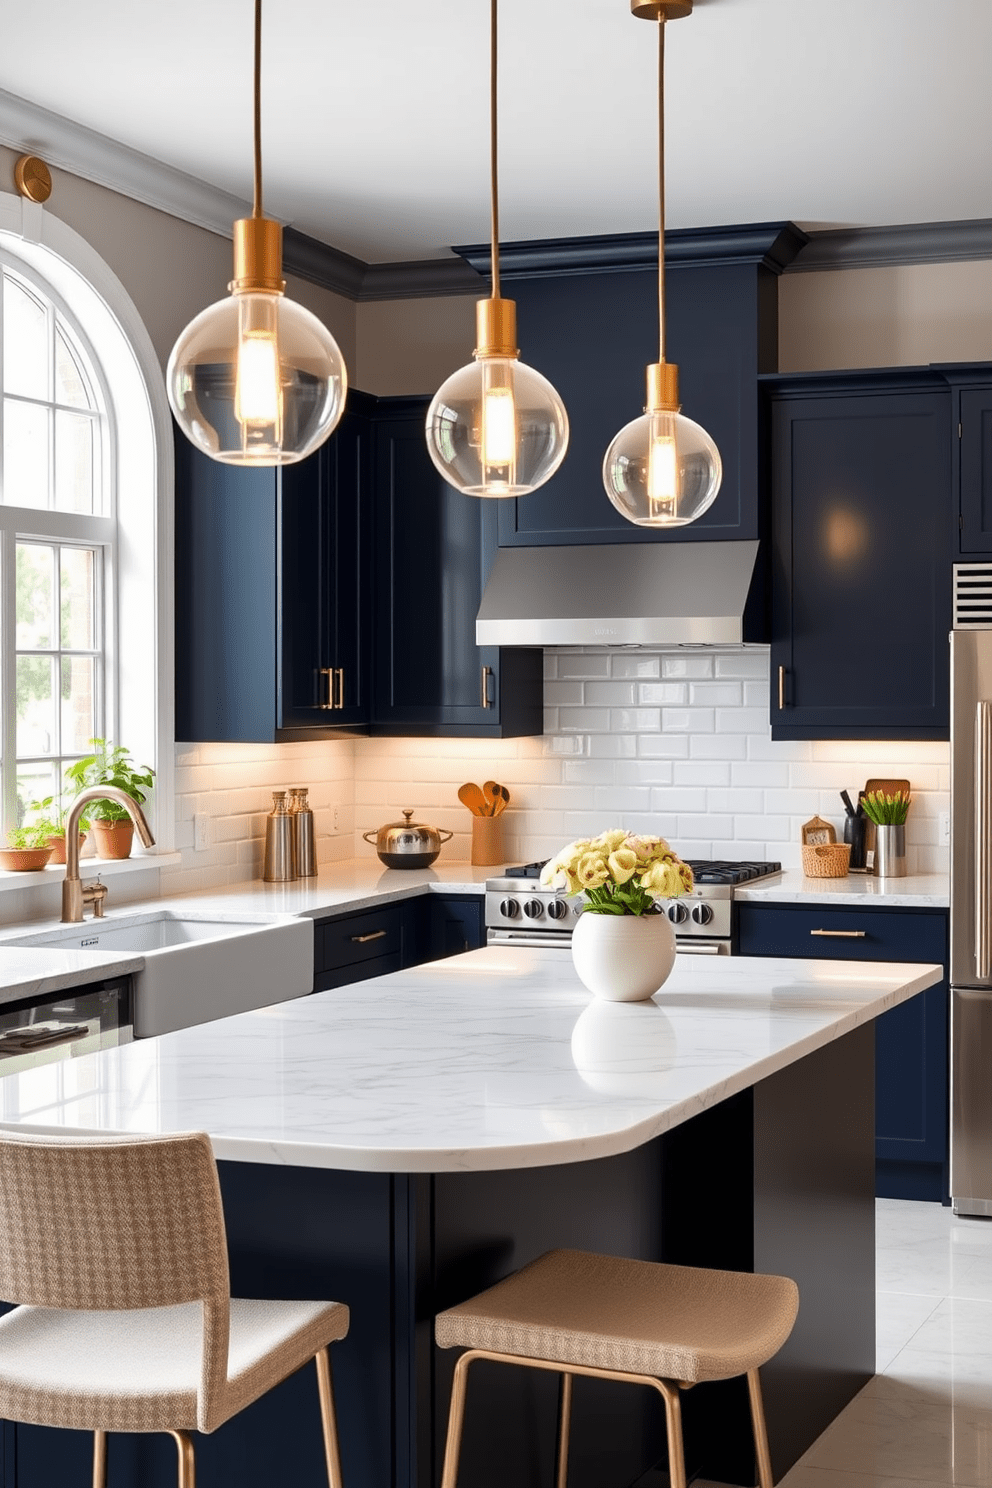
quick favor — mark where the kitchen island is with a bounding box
[0,946,941,1488]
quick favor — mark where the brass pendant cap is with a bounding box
[646,362,681,413]
[14,155,52,204]
[630,0,692,19]
[476,297,519,360]
[230,217,286,295]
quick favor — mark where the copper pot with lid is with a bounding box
[363,809,453,869]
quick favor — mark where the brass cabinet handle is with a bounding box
[778,665,786,710]
[319,667,335,710]
[481,665,493,709]
[334,668,345,710]
[810,929,866,938]
[350,930,387,944]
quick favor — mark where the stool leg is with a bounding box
[654,1381,687,1488]
[168,1429,196,1488]
[555,1372,573,1488]
[315,1347,345,1488]
[440,1352,476,1488]
[747,1368,774,1488]
[92,1429,107,1488]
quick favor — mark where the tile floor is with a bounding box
[779,1198,992,1488]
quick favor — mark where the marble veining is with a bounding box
[0,945,142,1008]
[737,869,948,908]
[0,945,940,1173]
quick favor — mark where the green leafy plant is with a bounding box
[6,823,55,850]
[861,790,910,826]
[26,791,89,838]
[63,740,155,824]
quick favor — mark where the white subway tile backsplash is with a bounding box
[164,648,949,886]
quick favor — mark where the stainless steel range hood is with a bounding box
[476,540,760,648]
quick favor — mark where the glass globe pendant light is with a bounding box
[167,0,347,465]
[425,0,568,497]
[603,0,721,527]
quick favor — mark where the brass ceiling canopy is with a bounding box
[631,0,692,19]
[14,155,52,203]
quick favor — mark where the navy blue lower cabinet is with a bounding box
[765,373,952,741]
[312,894,485,990]
[738,902,949,1201]
[371,401,543,738]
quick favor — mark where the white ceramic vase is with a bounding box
[570,910,677,1002]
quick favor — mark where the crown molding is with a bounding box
[453,222,810,280]
[788,218,992,272]
[0,87,250,239]
[282,228,481,301]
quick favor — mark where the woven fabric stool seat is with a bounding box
[0,1127,351,1488]
[435,1249,799,1488]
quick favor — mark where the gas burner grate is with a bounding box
[684,860,782,885]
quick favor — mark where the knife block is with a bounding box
[471,815,506,867]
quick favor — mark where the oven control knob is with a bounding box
[691,903,713,926]
[667,902,689,925]
[546,899,568,921]
[499,898,519,919]
[523,898,544,920]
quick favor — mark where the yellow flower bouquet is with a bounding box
[540,829,693,916]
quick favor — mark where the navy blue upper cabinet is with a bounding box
[371,400,543,737]
[951,369,992,554]
[174,397,372,743]
[451,226,805,548]
[766,372,953,741]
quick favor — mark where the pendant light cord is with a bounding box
[657,15,666,365]
[490,0,501,300]
[253,0,263,218]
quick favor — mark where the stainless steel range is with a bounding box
[486,860,782,955]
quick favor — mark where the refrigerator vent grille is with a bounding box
[954,565,992,628]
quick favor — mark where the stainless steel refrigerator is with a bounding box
[950,625,992,1215]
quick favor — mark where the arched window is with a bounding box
[0,192,174,858]
[1,256,115,827]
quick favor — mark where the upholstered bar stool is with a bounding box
[0,1129,350,1488]
[436,1248,799,1488]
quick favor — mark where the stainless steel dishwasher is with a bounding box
[0,976,132,1078]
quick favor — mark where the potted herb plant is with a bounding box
[64,740,155,860]
[26,792,90,865]
[0,824,55,872]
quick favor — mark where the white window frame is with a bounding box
[0,254,117,829]
[0,189,175,859]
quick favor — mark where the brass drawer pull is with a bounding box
[810,929,866,938]
[334,668,345,710]
[319,667,335,709]
[778,665,786,711]
[481,665,494,709]
[350,930,388,944]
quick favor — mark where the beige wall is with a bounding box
[0,145,357,373]
[779,259,992,372]
[355,294,476,396]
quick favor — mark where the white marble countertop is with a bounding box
[0,945,142,1008]
[0,944,941,1173]
[736,869,948,908]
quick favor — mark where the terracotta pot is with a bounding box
[45,832,87,866]
[0,847,54,872]
[570,910,677,1003]
[91,820,135,860]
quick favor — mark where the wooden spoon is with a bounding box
[458,782,487,816]
[483,781,510,816]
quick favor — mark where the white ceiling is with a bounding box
[1,0,990,263]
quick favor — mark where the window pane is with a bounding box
[60,547,97,650]
[16,543,55,649]
[3,399,50,508]
[17,655,56,756]
[61,656,96,755]
[16,761,57,828]
[55,410,95,513]
[3,275,48,401]
[55,328,92,409]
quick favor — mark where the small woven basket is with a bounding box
[801,842,851,879]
